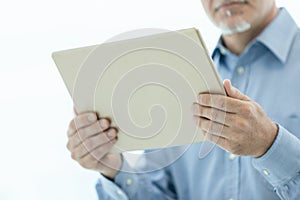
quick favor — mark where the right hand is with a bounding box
[66,110,122,179]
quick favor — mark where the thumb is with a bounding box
[223,79,249,101]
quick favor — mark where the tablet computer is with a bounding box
[52,28,225,152]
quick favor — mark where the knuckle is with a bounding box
[73,118,82,130]
[77,127,88,139]
[241,105,252,116]
[71,151,77,160]
[68,119,77,133]
[66,141,71,150]
[83,138,94,150]
[216,97,226,109]
[211,109,218,120]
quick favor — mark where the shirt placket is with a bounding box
[231,61,249,94]
[225,152,240,200]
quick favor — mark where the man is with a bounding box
[67,0,300,199]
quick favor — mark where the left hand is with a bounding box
[192,79,278,157]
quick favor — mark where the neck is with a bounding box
[222,7,279,55]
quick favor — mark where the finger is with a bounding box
[67,120,77,137]
[89,139,117,162]
[67,133,83,150]
[203,131,228,150]
[77,153,99,170]
[192,103,235,126]
[77,139,117,169]
[223,79,250,101]
[193,116,230,138]
[197,94,243,113]
[72,129,117,160]
[68,118,111,148]
[73,112,98,132]
[194,116,245,141]
[77,119,110,141]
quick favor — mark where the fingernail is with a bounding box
[100,119,108,128]
[107,130,115,138]
[87,114,96,122]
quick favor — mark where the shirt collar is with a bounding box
[256,8,298,63]
[212,38,225,59]
[212,8,298,64]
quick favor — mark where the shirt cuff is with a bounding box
[252,124,300,187]
[96,174,129,200]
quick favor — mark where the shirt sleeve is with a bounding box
[95,153,177,200]
[252,124,300,199]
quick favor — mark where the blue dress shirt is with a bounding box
[96,8,300,200]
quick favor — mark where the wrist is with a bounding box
[254,122,278,158]
[100,154,122,180]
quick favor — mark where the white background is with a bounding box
[0,1,298,199]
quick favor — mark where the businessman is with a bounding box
[67,0,300,199]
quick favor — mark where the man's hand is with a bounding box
[192,79,278,157]
[67,110,122,179]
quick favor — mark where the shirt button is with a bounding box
[126,178,132,186]
[229,153,236,160]
[263,169,270,175]
[229,198,234,200]
[117,189,124,196]
[237,66,245,75]
[220,47,227,55]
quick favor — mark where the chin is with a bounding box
[218,21,251,35]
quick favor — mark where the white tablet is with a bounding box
[52,28,225,152]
